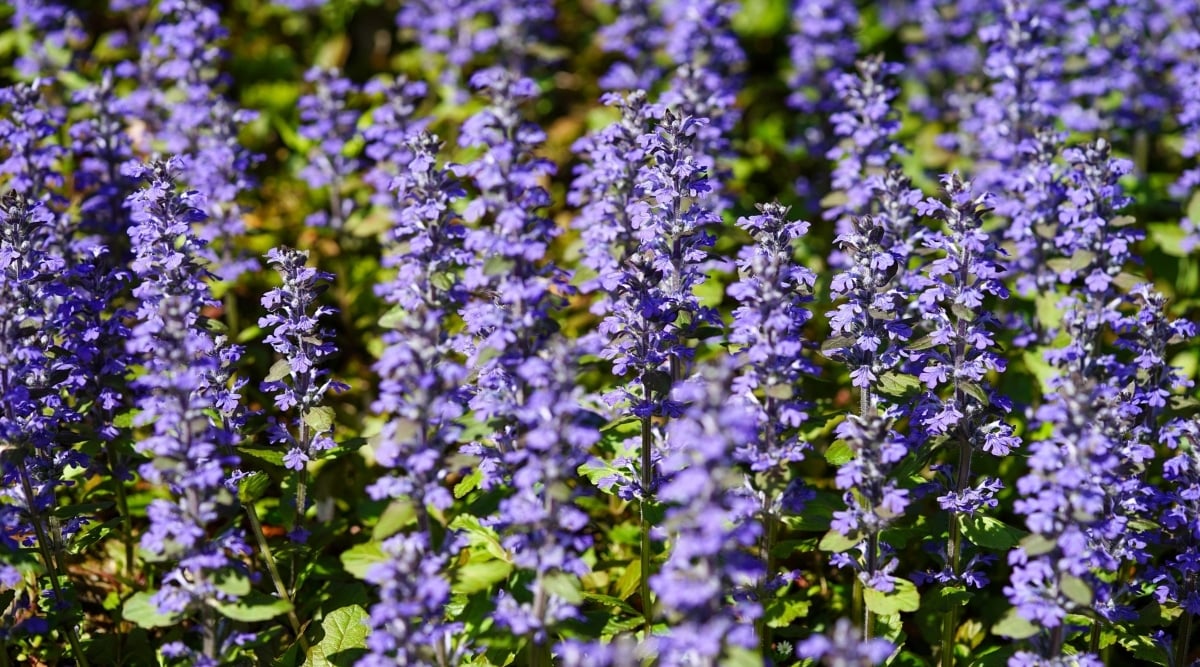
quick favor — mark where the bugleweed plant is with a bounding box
[5,1,1200,666]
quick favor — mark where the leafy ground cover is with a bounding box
[2,1,1200,666]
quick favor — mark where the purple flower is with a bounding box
[597,109,721,499]
[648,367,764,666]
[569,91,662,313]
[298,68,362,230]
[825,56,906,240]
[909,174,1015,528]
[124,159,249,660]
[729,202,818,472]
[396,0,555,99]
[796,618,893,666]
[259,246,345,526]
[823,213,912,415]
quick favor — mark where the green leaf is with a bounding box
[1117,630,1171,665]
[453,469,482,499]
[214,592,292,622]
[372,499,417,540]
[820,335,857,353]
[992,608,1039,639]
[340,542,388,580]
[113,410,140,429]
[824,440,853,466]
[1021,349,1057,395]
[763,383,793,400]
[266,359,292,383]
[304,406,336,433]
[764,596,810,628]
[241,447,286,467]
[1060,575,1093,606]
[69,517,120,554]
[123,592,182,628]
[819,530,860,553]
[580,592,639,616]
[959,514,1026,550]
[644,369,673,396]
[1068,249,1097,271]
[449,515,508,561]
[929,585,973,611]
[1019,533,1057,557]
[238,472,272,504]
[876,372,922,398]
[906,334,938,351]
[1035,292,1064,330]
[863,577,920,616]
[614,559,641,600]
[214,569,253,597]
[378,306,407,330]
[1148,223,1189,258]
[541,572,583,605]
[722,646,762,667]
[959,382,989,406]
[304,604,369,667]
[452,559,512,595]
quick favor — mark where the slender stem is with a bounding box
[246,502,310,653]
[291,417,310,595]
[201,603,217,660]
[183,483,219,662]
[864,531,878,641]
[1050,623,1066,658]
[18,466,89,667]
[1089,620,1102,655]
[110,454,135,582]
[1176,576,1195,667]
[851,575,863,638]
[758,506,777,658]
[941,601,956,667]
[639,411,653,637]
[529,485,555,667]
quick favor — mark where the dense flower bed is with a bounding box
[1,1,1199,666]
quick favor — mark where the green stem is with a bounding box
[1089,620,1102,656]
[864,531,878,641]
[639,412,653,637]
[1050,623,1066,658]
[224,288,240,338]
[851,576,863,637]
[941,605,956,667]
[758,507,777,658]
[110,454,135,583]
[1176,580,1194,667]
[291,418,311,595]
[18,466,89,667]
[941,428,973,667]
[246,502,310,653]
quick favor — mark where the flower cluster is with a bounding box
[5,3,1200,667]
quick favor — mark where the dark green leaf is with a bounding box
[452,559,512,594]
[304,406,336,433]
[266,359,292,383]
[215,592,292,622]
[819,529,860,553]
[305,604,369,667]
[863,577,920,616]
[340,542,388,580]
[239,471,272,504]
[959,514,1026,550]
[992,608,1038,639]
[123,591,181,628]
